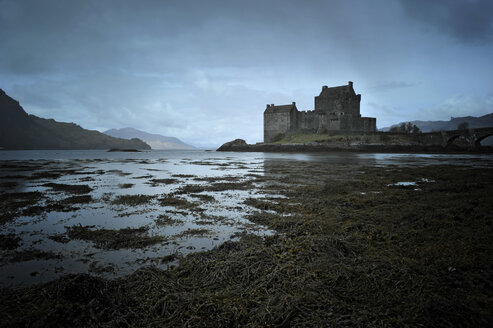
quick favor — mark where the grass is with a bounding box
[273,132,344,144]
[272,132,415,145]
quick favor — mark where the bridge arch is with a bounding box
[446,134,467,147]
[475,132,493,146]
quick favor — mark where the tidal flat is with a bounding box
[0,150,492,326]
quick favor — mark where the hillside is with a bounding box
[104,127,196,150]
[381,113,493,132]
[0,89,150,150]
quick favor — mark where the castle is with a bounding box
[264,82,376,142]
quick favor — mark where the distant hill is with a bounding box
[104,127,196,150]
[0,89,150,150]
[381,113,493,132]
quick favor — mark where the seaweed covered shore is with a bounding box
[1,160,492,327]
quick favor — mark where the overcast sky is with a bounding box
[1,0,492,147]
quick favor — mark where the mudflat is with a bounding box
[0,151,492,326]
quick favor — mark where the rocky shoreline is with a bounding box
[217,139,493,153]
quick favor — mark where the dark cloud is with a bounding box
[400,0,493,44]
[0,0,492,146]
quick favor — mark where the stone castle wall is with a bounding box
[264,82,376,142]
[264,111,292,142]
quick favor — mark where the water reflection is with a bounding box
[1,150,492,286]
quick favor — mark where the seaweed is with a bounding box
[0,191,44,222]
[118,183,134,189]
[155,214,182,226]
[112,194,154,206]
[7,249,62,262]
[0,181,19,189]
[176,181,252,194]
[89,261,115,274]
[43,183,92,194]
[65,225,167,249]
[174,228,211,238]
[48,234,70,244]
[189,194,215,202]
[172,174,197,178]
[61,195,93,204]
[159,194,201,211]
[146,178,178,186]
[0,233,22,250]
[1,163,493,327]
[175,184,207,194]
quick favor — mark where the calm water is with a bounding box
[1,149,492,286]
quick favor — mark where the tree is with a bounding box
[389,122,421,134]
[412,124,421,134]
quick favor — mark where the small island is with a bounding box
[218,82,493,153]
[107,148,142,152]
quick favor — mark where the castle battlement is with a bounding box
[264,82,376,142]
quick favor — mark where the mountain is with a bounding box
[0,89,150,150]
[381,113,493,132]
[104,127,196,150]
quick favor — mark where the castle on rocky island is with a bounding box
[264,82,376,142]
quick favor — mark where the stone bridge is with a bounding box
[421,127,493,148]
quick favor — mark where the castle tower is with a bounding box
[314,81,361,116]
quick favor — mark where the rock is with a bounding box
[216,139,248,151]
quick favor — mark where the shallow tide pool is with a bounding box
[1,149,492,286]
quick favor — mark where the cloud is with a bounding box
[368,81,419,92]
[1,0,492,147]
[417,93,493,121]
[365,102,409,128]
[6,68,283,147]
[399,0,493,44]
